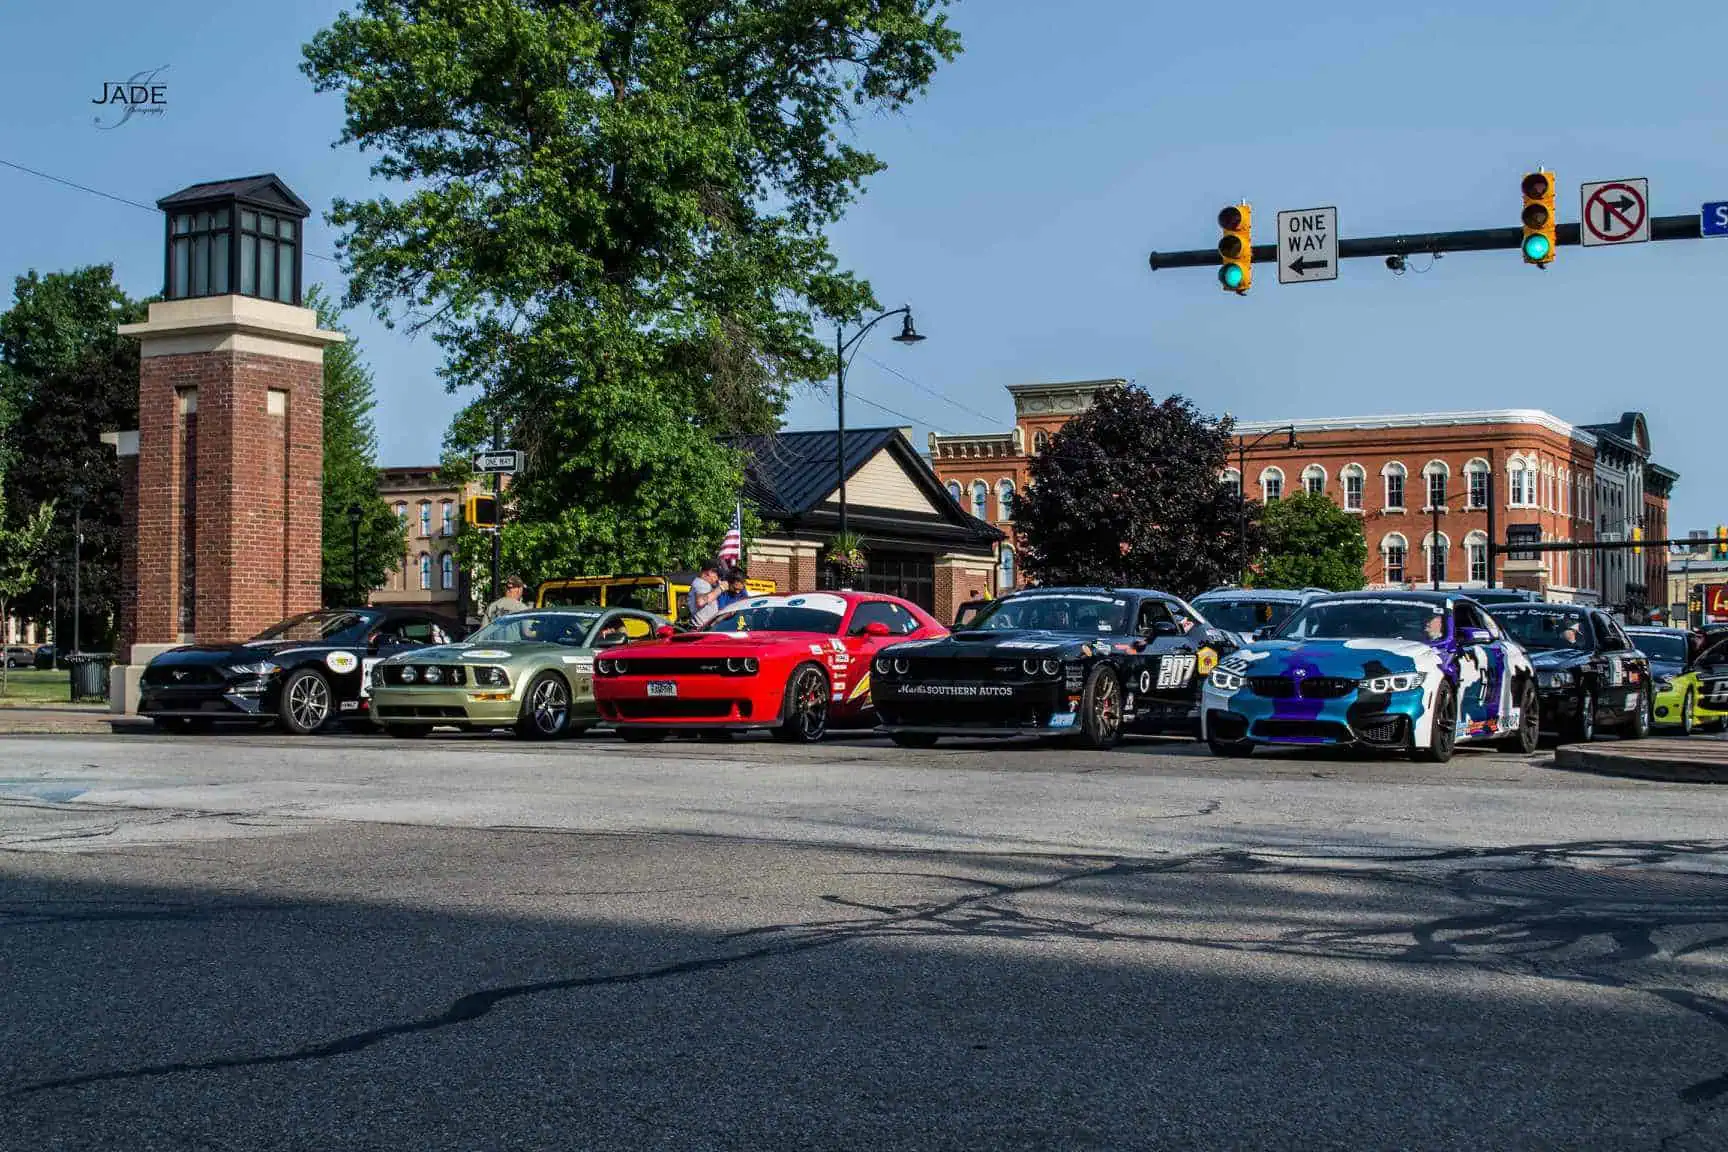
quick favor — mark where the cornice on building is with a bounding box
[1233,409,1597,447]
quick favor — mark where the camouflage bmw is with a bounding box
[369,607,667,739]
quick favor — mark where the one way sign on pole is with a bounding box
[1276,206,1338,284]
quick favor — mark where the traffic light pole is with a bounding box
[1148,214,1705,271]
[490,415,502,602]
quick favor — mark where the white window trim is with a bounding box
[1340,463,1366,514]
[969,479,989,521]
[996,477,1015,520]
[1463,458,1490,509]
[1421,460,1451,513]
[1381,533,1409,584]
[1300,463,1327,496]
[1382,461,1408,512]
[1260,466,1285,503]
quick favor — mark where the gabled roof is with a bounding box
[158,174,310,218]
[1580,411,1651,457]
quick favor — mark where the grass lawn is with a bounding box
[0,667,73,703]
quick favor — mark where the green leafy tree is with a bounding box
[0,472,54,696]
[306,286,407,606]
[1016,389,1259,599]
[1256,491,1367,591]
[0,266,147,648]
[302,0,961,579]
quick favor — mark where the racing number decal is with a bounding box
[1156,654,1196,690]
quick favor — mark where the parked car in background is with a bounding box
[593,591,945,742]
[1463,588,1544,608]
[873,587,1235,750]
[1484,602,1652,743]
[4,645,35,669]
[370,607,668,739]
[1203,591,1538,762]
[1189,587,1325,646]
[138,607,463,734]
[1625,625,1705,735]
[32,644,56,670]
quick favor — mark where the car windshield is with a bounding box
[1629,632,1688,663]
[1196,599,1298,633]
[470,612,599,646]
[1276,599,1445,644]
[709,604,843,635]
[250,611,369,643]
[1489,608,1593,651]
[969,594,1132,635]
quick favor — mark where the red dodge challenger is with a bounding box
[592,591,946,742]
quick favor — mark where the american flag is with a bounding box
[718,503,743,566]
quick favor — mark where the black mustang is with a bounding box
[1484,602,1652,743]
[139,608,462,734]
[871,587,1234,749]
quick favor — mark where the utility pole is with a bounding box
[70,487,83,657]
[490,414,503,601]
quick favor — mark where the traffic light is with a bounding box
[1716,524,1728,560]
[1521,170,1556,266]
[1217,203,1252,294]
[1631,526,1643,557]
[466,494,499,529]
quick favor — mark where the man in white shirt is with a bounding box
[687,562,722,627]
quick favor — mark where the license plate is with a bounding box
[647,681,678,697]
[1048,712,1076,729]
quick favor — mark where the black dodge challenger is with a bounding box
[138,607,463,734]
[871,586,1235,749]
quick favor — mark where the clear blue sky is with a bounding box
[2,0,1722,530]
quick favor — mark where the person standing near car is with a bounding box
[715,568,752,611]
[484,575,529,624]
[687,562,722,627]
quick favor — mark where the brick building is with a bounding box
[373,466,485,612]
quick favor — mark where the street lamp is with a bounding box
[834,307,926,544]
[1232,423,1298,585]
[68,484,84,657]
[346,503,364,606]
[49,559,59,670]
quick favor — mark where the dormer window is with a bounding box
[159,174,309,306]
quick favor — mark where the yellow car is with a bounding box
[1628,626,1713,735]
[536,572,776,622]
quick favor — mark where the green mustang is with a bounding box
[369,607,667,739]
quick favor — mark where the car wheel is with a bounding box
[772,663,831,743]
[516,672,572,739]
[277,669,333,735]
[1680,691,1696,737]
[1564,688,1596,744]
[384,724,429,739]
[619,728,669,743]
[1416,681,1457,763]
[890,732,939,749]
[1618,688,1652,740]
[1496,679,1541,754]
[1078,665,1123,751]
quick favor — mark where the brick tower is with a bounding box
[112,175,342,702]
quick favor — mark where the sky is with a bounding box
[1,0,1723,531]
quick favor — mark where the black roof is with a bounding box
[158,174,310,218]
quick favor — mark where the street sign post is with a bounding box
[1580,178,1650,246]
[472,449,522,474]
[1276,207,1339,284]
[1702,202,1728,237]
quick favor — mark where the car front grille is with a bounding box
[375,705,468,719]
[143,665,226,687]
[613,700,740,720]
[1248,676,1355,699]
[1252,719,1350,742]
[1355,716,1407,745]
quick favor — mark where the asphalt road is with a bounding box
[2,731,1726,1150]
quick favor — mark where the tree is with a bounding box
[0,267,147,648]
[1256,491,1367,591]
[0,471,54,696]
[306,286,407,606]
[302,0,961,579]
[1016,389,1259,599]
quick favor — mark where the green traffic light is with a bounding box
[1219,264,1245,289]
[1522,234,1551,261]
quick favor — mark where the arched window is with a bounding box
[1508,455,1534,507]
[1465,458,1490,509]
[1260,466,1284,503]
[1220,467,1242,501]
[998,546,1015,592]
[946,480,962,507]
[1381,533,1408,585]
[1464,531,1490,584]
[440,500,455,536]
[418,553,432,590]
[1422,459,1450,511]
[394,501,408,523]
[1033,430,1049,454]
[418,501,432,537]
[1423,531,1450,586]
[970,480,989,521]
[1382,461,1407,510]
[440,552,456,590]
[1340,463,1366,511]
[1301,464,1326,497]
[997,478,1015,521]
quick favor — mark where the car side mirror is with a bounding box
[1460,627,1493,646]
[655,625,677,639]
[862,621,892,637]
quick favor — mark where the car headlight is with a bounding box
[1359,672,1422,694]
[1041,658,1061,676]
[874,656,891,675]
[1022,658,1042,676]
[596,658,612,675]
[423,666,444,684]
[473,666,509,687]
[370,666,385,688]
[1210,669,1244,693]
[400,666,417,683]
[226,661,279,677]
[1540,670,1575,688]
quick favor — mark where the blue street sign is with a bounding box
[1702,202,1728,237]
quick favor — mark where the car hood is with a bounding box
[1644,656,1683,680]
[147,641,292,666]
[1220,638,1445,680]
[1525,648,1592,672]
[883,628,1123,659]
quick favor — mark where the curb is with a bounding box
[1554,744,1728,784]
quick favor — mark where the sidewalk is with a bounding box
[1554,737,1728,784]
[0,703,117,736]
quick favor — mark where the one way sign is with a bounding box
[1276,206,1339,284]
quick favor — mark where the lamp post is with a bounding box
[347,503,364,606]
[68,484,84,657]
[1232,424,1298,585]
[49,560,59,670]
[1431,475,1444,591]
[834,306,926,544]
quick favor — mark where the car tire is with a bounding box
[773,663,831,744]
[1416,680,1457,763]
[277,669,334,735]
[1564,688,1596,744]
[890,732,939,749]
[384,724,429,739]
[1680,690,1696,737]
[1496,679,1541,754]
[619,728,669,743]
[1617,688,1652,741]
[515,672,572,739]
[1077,665,1123,751]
